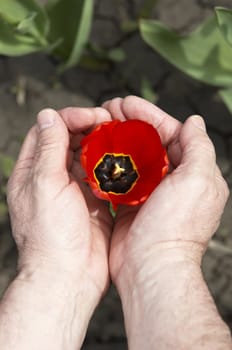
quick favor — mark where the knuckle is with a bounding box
[32,167,53,193]
[214,166,230,201]
[35,141,64,168]
[188,172,216,199]
[199,138,216,159]
[123,95,136,104]
[33,170,50,188]
[109,97,124,112]
[217,175,230,202]
[191,175,209,193]
[36,139,59,156]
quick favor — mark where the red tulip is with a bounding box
[80,119,169,210]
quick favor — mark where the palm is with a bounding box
[70,142,113,292]
[109,206,138,282]
[109,176,180,283]
[70,140,139,286]
[58,106,114,292]
[101,96,183,282]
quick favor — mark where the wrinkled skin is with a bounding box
[102,96,229,287]
[7,107,114,300]
[3,96,231,350]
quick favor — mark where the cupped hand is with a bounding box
[7,107,113,301]
[103,96,229,289]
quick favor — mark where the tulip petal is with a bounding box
[81,120,119,182]
[107,158,167,208]
[112,119,163,169]
[80,119,169,208]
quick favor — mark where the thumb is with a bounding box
[179,115,216,178]
[34,108,70,177]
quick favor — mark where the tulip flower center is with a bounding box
[94,153,139,194]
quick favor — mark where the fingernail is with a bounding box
[191,115,206,131]
[37,109,55,130]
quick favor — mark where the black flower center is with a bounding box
[94,153,139,194]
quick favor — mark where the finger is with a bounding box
[179,115,216,178]
[103,95,183,166]
[70,133,85,151]
[9,125,38,185]
[102,97,126,121]
[33,109,70,178]
[59,107,112,134]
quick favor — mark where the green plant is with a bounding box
[0,0,94,71]
[139,7,232,114]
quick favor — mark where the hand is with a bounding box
[103,96,229,288]
[6,107,113,348]
[102,96,231,350]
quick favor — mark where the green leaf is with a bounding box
[0,0,49,37]
[0,154,15,178]
[0,0,50,55]
[219,88,232,114]
[0,20,44,55]
[140,16,232,87]
[16,12,37,34]
[46,0,94,71]
[215,7,232,47]
[141,77,158,103]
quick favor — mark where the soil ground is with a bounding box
[1,0,232,348]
